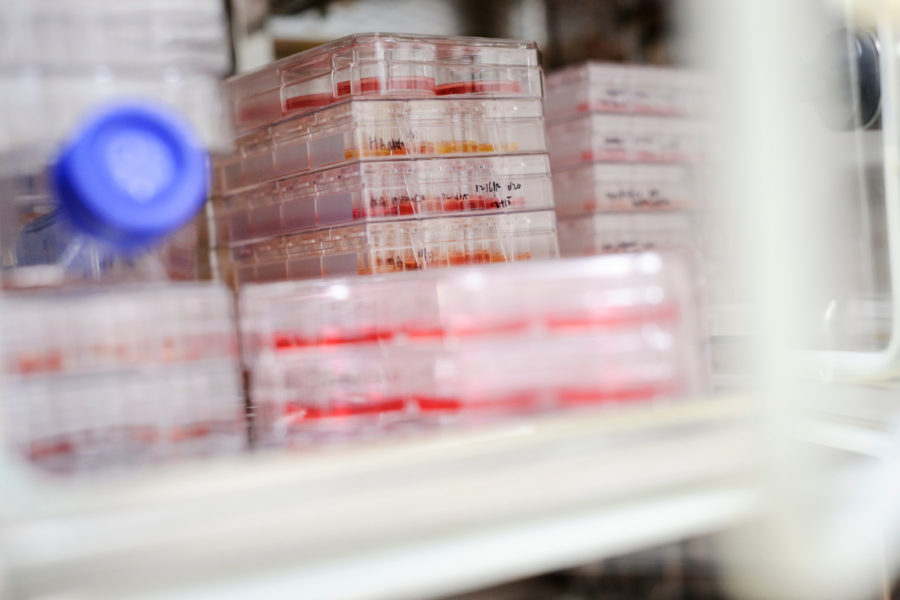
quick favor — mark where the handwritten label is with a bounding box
[366,137,408,153]
[605,187,671,208]
[601,241,656,253]
[476,181,501,193]
[476,180,522,196]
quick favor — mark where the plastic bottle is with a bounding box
[4,101,209,283]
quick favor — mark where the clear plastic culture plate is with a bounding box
[557,211,696,256]
[239,254,688,361]
[250,333,689,446]
[227,210,559,284]
[0,283,239,377]
[544,62,706,122]
[0,0,230,72]
[547,113,706,168]
[226,32,542,135]
[0,282,245,474]
[3,363,246,474]
[211,154,554,246]
[213,97,547,192]
[552,163,695,217]
[238,253,701,443]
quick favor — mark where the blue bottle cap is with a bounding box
[53,101,209,249]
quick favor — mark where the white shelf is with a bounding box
[0,398,757,600]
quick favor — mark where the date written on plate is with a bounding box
[472,180,524,209]
[475,180,522,194]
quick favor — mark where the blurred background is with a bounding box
[230,0,675,72]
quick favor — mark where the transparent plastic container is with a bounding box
[5,363,245,474]
[423,334,688,414]
[433,43,540,96]
[239,253,702,445]
[0,282,246,474]
[0,101,211,286]
[0,1,228,69]
[250,331,690,445]
[226,210,560,284]
[211,155,554,246]
[0,0,231,153]
[544,62,706,123]
[557,211,695,256]
[239,277,441,359]
[239,254,690,362]
[251,346,419,444]
[547,113,706,169]
[2,283,238,377]
[552,163,695,217]
[226,33,542,135]
[213,97,548,192]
